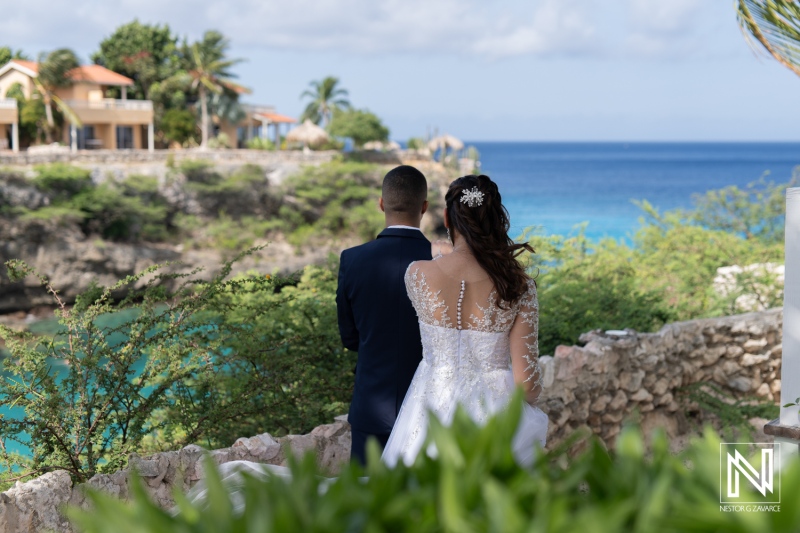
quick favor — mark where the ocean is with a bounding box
[470,142,800,242]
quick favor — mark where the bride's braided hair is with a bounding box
[445,174,534,308]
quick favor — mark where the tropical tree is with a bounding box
[34,49,82,144]
[300,76,350,127]
[0,46,28,66]
[328,108,389,147]
[176,31,246,149]
[5,83,46,148]
[737,0,800,76]
[91,20,179,101]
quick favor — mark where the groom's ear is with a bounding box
[379,197,385,213]
[421,200,429,215]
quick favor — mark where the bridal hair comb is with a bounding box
[460,186,485,208]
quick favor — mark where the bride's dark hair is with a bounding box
[445,174,534,307]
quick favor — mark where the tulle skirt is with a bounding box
[381,359,548,468]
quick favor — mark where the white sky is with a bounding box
[2,0,799,141]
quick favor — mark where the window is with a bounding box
[116,126,133,149]
[76,126,96,150]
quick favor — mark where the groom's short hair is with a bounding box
[382,165,427,214]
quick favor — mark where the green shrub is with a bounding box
[245,137,275,150]
[328,108,389,147]
[32,163,93,197]
[407,136,425,150]
[161,109,198,147]
[68,397,800,533]
[0,253,353,483]
[527,177,789,355]
[176,259,355,442]
[179,159,221,185]
[279,161,385,245]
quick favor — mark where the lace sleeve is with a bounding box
[404,262,451,327]
[509,280,542,404]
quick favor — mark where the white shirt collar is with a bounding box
[387,225,422,232]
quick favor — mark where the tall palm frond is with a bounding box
[180,32,248,148]
[35,48,82,143]
[737,0,800,77]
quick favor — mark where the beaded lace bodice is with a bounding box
[404,258,543,394]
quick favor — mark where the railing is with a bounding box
[66,99,153,111]
[243,104,276,115]
[0,98,17,110]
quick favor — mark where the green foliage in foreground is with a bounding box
[0,253,353,483]
[69,398,800,533]
[529,176,791,355]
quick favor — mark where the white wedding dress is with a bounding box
[188,255,548,508]
[381,258,548,467]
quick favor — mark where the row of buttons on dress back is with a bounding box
[457,280,465,330]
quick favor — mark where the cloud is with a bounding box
[1,0,601,59]
[624,0,705,57]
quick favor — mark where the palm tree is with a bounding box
[181,31,247,149]
[737,0,800,77]
[34,49,82,144]
[300,77,350,127]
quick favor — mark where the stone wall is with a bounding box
[0,148,338,167]
[0,308,783,532]
[0,418,350,533]
[538,308,781,447]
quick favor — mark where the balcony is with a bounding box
[243,104,276,116]
[0,98,18,126]
[64,98,154,125]
[66,99,153,111]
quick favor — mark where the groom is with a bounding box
[336,165,431,465]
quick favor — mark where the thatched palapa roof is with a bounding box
[286,119,329,147]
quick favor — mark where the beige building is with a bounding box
[0,60,154,151]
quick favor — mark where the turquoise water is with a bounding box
[2,309,148,457]
[471,142,800,241]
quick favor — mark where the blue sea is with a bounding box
[469,142,800,242]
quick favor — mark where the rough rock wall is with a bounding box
[0,418,350,533]
[538,309,781,447]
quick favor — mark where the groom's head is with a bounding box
[380,165,428,227]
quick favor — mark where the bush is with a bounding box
[0,253,353,483]
[407,136,425,150]
[328,108,389,147]
[527,178,789,355]
[25,165,171,241]
[177,260,355,443]
[245,137,275,150]
[32,163,93,198]
[278,161,385,245]
[179,159,221,185]
[161,109,198,147]
[68,397,800,532]
[207,132,232,149]
[181,164,279,220]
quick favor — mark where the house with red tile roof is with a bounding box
[0,59,154,151]
[216,104,297,148]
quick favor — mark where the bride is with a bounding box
[190,174,547,502]
[382,173,547,467]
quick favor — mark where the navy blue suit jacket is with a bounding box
[337,227,432,434]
